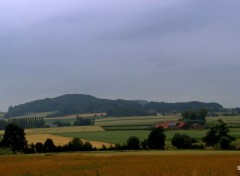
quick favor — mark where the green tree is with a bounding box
[0,123,27,152]
[127,136,140,149]
[202,119,235,149]
[44,139,56,152]
[68,138,83,151]
[82,141,93,151]
[171,133,192,149]
[35,142,44,153]
[148,127,166,149]
[202,127,219,147]
[219,136,231,150]
[181,108,208,126]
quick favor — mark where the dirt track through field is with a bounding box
[26,134,113,149]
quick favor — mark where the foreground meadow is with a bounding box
[0,151,239,176]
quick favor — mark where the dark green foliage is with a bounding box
[106,99,153,117]
[73,117,93,126]
[0,123,27,152]
[181,108,208,126]
[141,139,148,149]
[24,143,36,154]
[219,136,231,150]
[202,127,219,147]
[202,119,235,149]
[145,101,222,113]
[53,121,71,127]
[35,142,44,153]
[148,127,166,149]
[126,136,140,149]
[171,133,193,149]
[5,94,223,118]
[82,141,93,151]
[44,139,56,153]
[68,138,83,151]
[0,117,45,130]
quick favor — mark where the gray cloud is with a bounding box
[1,0,240,111]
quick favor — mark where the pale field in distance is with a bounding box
[26,134,113,148]
[24,126,105,134]
[0,126,105,136]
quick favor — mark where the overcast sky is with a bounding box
[1,0,240,111]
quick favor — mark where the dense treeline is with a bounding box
[0,117,45,130]
[145,101,222,113]
[5,94,223,118]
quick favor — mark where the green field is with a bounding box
[207,116,240,127]
[55,128,240,145]
[95,115,179,127]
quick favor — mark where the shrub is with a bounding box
[171,133,192,149]
[44,139,56,153]
[219,136,231,150]
[127,136,140,150]
[68,138,83,151]
[148,127,166,149]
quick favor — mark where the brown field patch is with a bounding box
[0,151,239,176]
[26,134,113,148]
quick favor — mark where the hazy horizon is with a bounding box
[1,0,240,111]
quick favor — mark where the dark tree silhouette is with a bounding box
[35,142,44,153]
[0,123,27,152]
[171,133,193,149]
[127,136,140,149]
[148,127,166,149]
[44,139,56,152]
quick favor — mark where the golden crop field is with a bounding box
[0,151,239,176]
[26,134,113,148]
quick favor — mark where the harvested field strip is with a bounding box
[24,126,105,134]
[26,134,113,148]
[0,151,239,176]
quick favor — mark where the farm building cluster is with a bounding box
[155,121,203,130]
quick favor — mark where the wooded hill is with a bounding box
[4,94,223,118]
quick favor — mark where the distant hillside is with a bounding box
[4,94,223,118]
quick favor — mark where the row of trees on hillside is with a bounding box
[0,117,45,130]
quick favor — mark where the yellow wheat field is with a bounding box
[0,151,239,176]
[26,134,113,148]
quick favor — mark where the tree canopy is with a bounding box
[148,127,166,149]
[0,123,27,152]
[202,119,235,149]
[5,94,223,118]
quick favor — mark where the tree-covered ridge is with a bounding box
[5,94,223,118]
